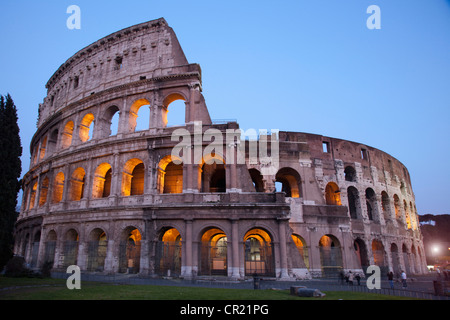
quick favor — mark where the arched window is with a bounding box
[129,99,151,132]
[344,166,357,182]
[163,93,186,127]
[52,172,65,203]
[201,153,225,193]
[92,163,112,198]
[28,181,38,210]
[122,159,145,196]
[69,168,86,201]
[101,105,120,137]
[79,113,95,142]
[347,186,361,219]
[157,155,183,194]
[249,168,265,192]
[393,194,401,221]
[325,182,341,205]
[381,191,391,220]
[39,177,49,207]
[61,121,74,149]
[365,188,377,221]
[275,167,302,198]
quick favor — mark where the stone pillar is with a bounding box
[182,220,193,278]
[230,219,240,279]
[278,220,290,279]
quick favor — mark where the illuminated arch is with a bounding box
[122,158,145,196]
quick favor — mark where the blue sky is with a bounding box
[0,0,449,214]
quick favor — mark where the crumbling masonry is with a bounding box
[15,18,427,280]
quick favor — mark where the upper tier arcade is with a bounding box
[37,18,204,129]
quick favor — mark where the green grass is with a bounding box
[0,276,419,300]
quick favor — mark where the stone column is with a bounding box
[230,219,240,279]
[278,220,290,279]
[182,220,193,278]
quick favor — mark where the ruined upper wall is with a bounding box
[37,18,193,128]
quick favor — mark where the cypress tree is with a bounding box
[0,94,22,271]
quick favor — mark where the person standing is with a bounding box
[387,271,394,289]
[401,270,407,289]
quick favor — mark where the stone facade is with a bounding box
[15,18,427,280]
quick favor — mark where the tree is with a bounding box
[0,94,22,271]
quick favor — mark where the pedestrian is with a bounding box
[348,270,354,286]
[355,273,361,286]
[387,271,394,289]
[401,270,407,289]
[339,270,345,285]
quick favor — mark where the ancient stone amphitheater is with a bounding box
[15,18,426,280]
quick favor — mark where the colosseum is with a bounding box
[15,18,427,280]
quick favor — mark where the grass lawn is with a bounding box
[0,276,419,300]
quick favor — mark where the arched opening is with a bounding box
[87,228,107,272]
[38,177,49,207]
[404,200,411,229]
[69,167,86,201]
[63,229,79,268]
[155,227,182,276]
[163,93,186,127]
[365,188,377,221]
[92,163,112,198]
[393,194,401,222]
[39,136,47,161]
[325,182,341,205]
[244,228,275,276]
[30,231,41,268]
[347,186,361,219]
[344,166,357,182]
[28,182,37,210]
[47,128,59,156]
[201,154,226,193]
[79,113,95,142]
[61,121,74,149]
[354,238,369,272]
[119,227,141,274]
[52,172,65,203]
[275,167,301,198]
[199,227,228,276]
[157,155,183,194]
[291,234,309,269]
[44,230,57,268]
[249,168,265,192]
[129,99,151,132]
[390,243,401,276]
[381,191,391,221]
[122,159,145,196]
[372,240,388,274]
[319,235,343,277]
[103,105,120,137]
[402,244,411,275]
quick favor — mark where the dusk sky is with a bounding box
[0,0,449,214]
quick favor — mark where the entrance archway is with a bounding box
[199,228,228,276]
[319,235,343,277]
[155,227,182,276]
[244,228,275,276]
[119,227,141,274]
